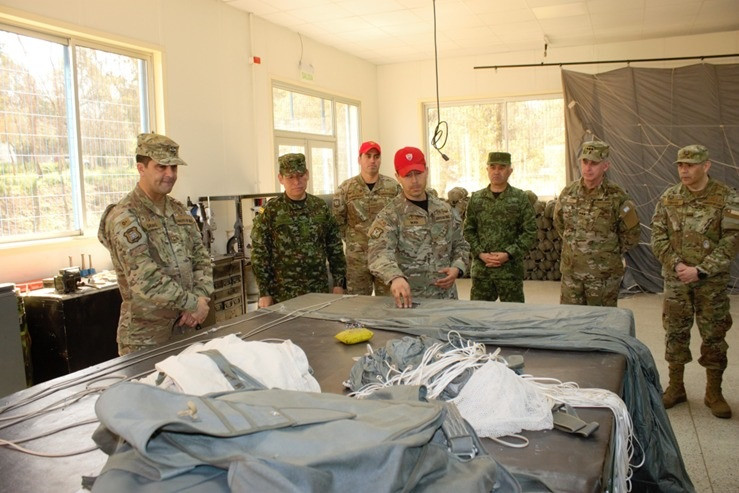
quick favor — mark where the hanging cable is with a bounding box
[431,0,449,161]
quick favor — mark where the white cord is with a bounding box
[524,375,643,493]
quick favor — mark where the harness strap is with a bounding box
[441,402,478,460]
[551,403,599,437]
[199,349,267,391]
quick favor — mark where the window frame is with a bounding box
[271,81,361,195]
[0,20,157,244]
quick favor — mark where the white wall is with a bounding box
[0,0,378,283]
[377,30,739,170]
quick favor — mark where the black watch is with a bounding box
[697,269,708,280]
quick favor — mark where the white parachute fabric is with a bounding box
[451,360,553,438]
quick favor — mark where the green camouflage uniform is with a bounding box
[367,194,470,300]
[99,186,213,354]
[333,174,401,295]
[554,177,640,306]
[464,184,537,302]
[651,178,738,370]
[250,193,347,304]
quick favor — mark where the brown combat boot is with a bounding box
[705,369,732,419]
[662,364,687,409]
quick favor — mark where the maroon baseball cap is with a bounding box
[394,147,426,177]
[359,140,381,156]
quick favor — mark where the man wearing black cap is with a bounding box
[99,132,213,355]
[333,141,401,295]
[368,147,470,308]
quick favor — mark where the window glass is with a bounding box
[0,30,74,238]
[273,87,333,135]
[426,97,564,199]
[77,46,148,228]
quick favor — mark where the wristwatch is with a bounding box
[697,269,708,280]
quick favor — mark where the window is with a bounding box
[424,97,565,199]
[0,25,152,243]
[273,83,360,195]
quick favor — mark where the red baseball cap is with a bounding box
[394,147,426,177]
[359,140,381,156]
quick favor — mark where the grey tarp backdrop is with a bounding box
[561,63,739,294]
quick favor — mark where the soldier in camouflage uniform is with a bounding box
[464,152,537,302]
[554,140,640,307]
[651,144,738,419]
[333,141,401,295]
[446,187,470,221]
[99,133,213,356]
[251,153,347,307]
[368,147,470,308]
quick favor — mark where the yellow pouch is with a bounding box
[334,327,373,345]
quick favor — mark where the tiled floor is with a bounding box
[455,279,738,493]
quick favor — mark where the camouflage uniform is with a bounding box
[367,194,470,300]
[464,185,537,302]
[446,187,470,221]
[99,186,213,354]
[651,177,738,370]
[333,174,401,295]
[251,193,347,304]
[554,177,640,306]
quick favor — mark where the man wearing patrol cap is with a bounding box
[251,153,346,307]
[99,132,213,355]
[332,141,401,295]
[651,144,738,418]
[464,151,537,302]
[554,140,640,306]
[368,146,470,308]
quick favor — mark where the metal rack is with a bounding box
[196,193,281,254]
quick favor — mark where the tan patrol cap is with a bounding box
[578,140,610,162]
[136,133,188,166]
[675,145,709,164]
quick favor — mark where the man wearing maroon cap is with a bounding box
[367,146,470,308]
[333,141,401,295]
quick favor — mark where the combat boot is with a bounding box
[704,369,732,419]
[662,364,687,409]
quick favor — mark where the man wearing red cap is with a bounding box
[367,147,470,308]
[333,141,401,295]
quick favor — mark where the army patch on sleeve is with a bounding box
[124,226,143,244]
[333,198,341,208]
[369,226,384,239]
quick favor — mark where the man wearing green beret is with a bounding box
[463,152,537,302]
[651,144,738,418]
[99,132,214,355]
[251,153,347,306]
[554,140,640,307]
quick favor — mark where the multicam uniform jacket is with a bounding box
[98,186,213,347]
[464,185,537,281]
[250,193,347,304]
[367,194,470,299]
[651,178,738,277]
[554,177,640,279]
[333,174,401,293]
